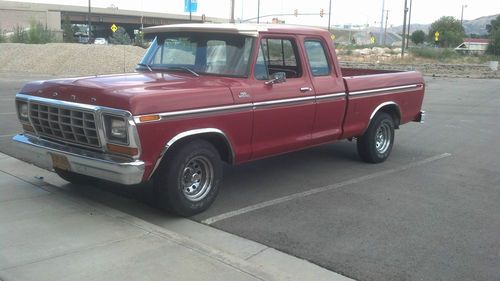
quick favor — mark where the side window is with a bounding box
[304,40,331,76]
[255,38,301,80]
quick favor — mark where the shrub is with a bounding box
[10,20,55,44]
[410,47,461,61]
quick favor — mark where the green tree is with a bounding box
[108,26,131,45]
[486,15,500,55]
[411,30,426,45]
[428,16,465,48]
[62,16,76,43]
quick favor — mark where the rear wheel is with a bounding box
[357,112,395,163]
[54,168,97,185]
[153,140,222,217]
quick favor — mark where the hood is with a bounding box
[19,72,238,115]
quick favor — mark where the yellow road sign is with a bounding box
[111,24,118,33]
[370,36,375,44]
[331,34,336,40]
[434,31,439,42]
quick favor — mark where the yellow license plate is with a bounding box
[50,153,71,171]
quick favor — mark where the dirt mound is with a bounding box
[0,43,146,75]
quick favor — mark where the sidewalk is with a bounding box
[0,152,354,281]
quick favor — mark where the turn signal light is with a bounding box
[139,115,161,122]
[106,143,139,156]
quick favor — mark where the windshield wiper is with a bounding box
[164,66,200,77]
[137,63,152,72]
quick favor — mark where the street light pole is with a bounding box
[230,0,235,23]
[189,0,192,21]
[257,0,260,23]
[88,0,91,39]
[328,0,332,31]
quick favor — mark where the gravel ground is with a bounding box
[340,61,500,79]
[0,43,146,75]
[0,43,498,78]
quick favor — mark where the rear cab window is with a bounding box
[304,40,332,76]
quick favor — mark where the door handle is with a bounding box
[300,87,312,92]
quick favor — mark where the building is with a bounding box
[455,38,490,55]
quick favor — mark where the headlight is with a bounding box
[103,114,128,144]
[16,101,29,123]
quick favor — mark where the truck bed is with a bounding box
[341,68,401,77]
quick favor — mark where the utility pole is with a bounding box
[380,0,385,45]
[328,0,332,31]
[406,0,412,49]
[88,0,91,39]
[401,0,408,57]
[384,10,389,45]
[257,0,261,23]
[230,0,235,23]
[460,4,467,25]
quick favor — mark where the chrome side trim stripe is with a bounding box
[133,103,253,123]
[316,92,346,100]
[134,92,345,124]
[136,96,314,123]
[253,96,315,108]
[349,84,422,96]
[159,103,253,119]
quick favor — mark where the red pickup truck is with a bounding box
[13,24,425,216]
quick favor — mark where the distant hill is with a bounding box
[387,14,499,36]
[463,14,499,35]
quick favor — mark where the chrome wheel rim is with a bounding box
[375,121,392,154]
[181,156,214,202]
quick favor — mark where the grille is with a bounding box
[29,102,101,148]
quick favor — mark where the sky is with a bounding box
[6,0,500,28]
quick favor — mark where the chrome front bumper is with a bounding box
[414,110,425,124]
[12,134,145,185]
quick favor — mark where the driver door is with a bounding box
[250,36,316,159]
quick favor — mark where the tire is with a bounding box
[357,112,395,163]
[153,140,222,217]
[54,168,97,185]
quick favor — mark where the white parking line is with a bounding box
[202,153,452,225]
[0,134,15,138]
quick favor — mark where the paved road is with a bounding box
[1,74,499,281]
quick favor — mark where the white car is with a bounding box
[94,38,108,45]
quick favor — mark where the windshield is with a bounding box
[138,33,255,77]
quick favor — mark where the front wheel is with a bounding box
[357,112,395,163]
[153,140,222,217]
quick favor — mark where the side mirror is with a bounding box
[265,72,286,85]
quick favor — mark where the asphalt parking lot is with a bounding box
[1,74,499,281]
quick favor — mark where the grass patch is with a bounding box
[409,47,462,61]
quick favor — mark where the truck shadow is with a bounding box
[67,141,360,218]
